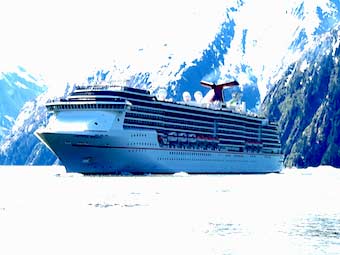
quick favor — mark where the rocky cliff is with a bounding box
[263,24,340,168]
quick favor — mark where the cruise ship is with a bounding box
[35,80,283,174]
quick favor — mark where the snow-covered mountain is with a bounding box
[0,0,339,165]
[82,0,340,109]
[0,66,47,140]
[220,0,340,101]
[0,84,74,165]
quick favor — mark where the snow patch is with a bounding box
[3,115,15,123]
[219,0,338,101]
[15,81,29,89]
[299,59,309,72]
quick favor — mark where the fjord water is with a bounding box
[0,166,339,255]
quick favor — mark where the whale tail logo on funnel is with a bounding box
[200,80,239,103]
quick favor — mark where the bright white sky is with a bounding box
[0,0,229,91]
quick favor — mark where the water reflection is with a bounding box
[289,214,340,248]
[206,222,243,236]
[294,215,340,238]
[201,214,340,255]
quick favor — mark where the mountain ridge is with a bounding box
[1,1,339,167]
[0,67,46,140]
[263,23,340,167]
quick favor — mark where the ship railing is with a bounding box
[46,97,67,104]
[75,84,126,91]
[45,99,132,112]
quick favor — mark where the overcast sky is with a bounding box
[0,0,228,89]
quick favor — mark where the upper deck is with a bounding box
[45,84,275,126]
[73,84,152,96]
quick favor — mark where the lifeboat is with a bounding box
[197,135,207,143]
[167,132,178,142]
[188,134,197,143]
[178,133,188,143]
[157,133,169,145]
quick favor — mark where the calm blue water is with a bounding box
[0,166,339,255]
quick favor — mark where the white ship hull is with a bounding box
[36,129,283,174]
[35,83,284,174]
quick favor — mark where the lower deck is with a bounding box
[36,129,283,174]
